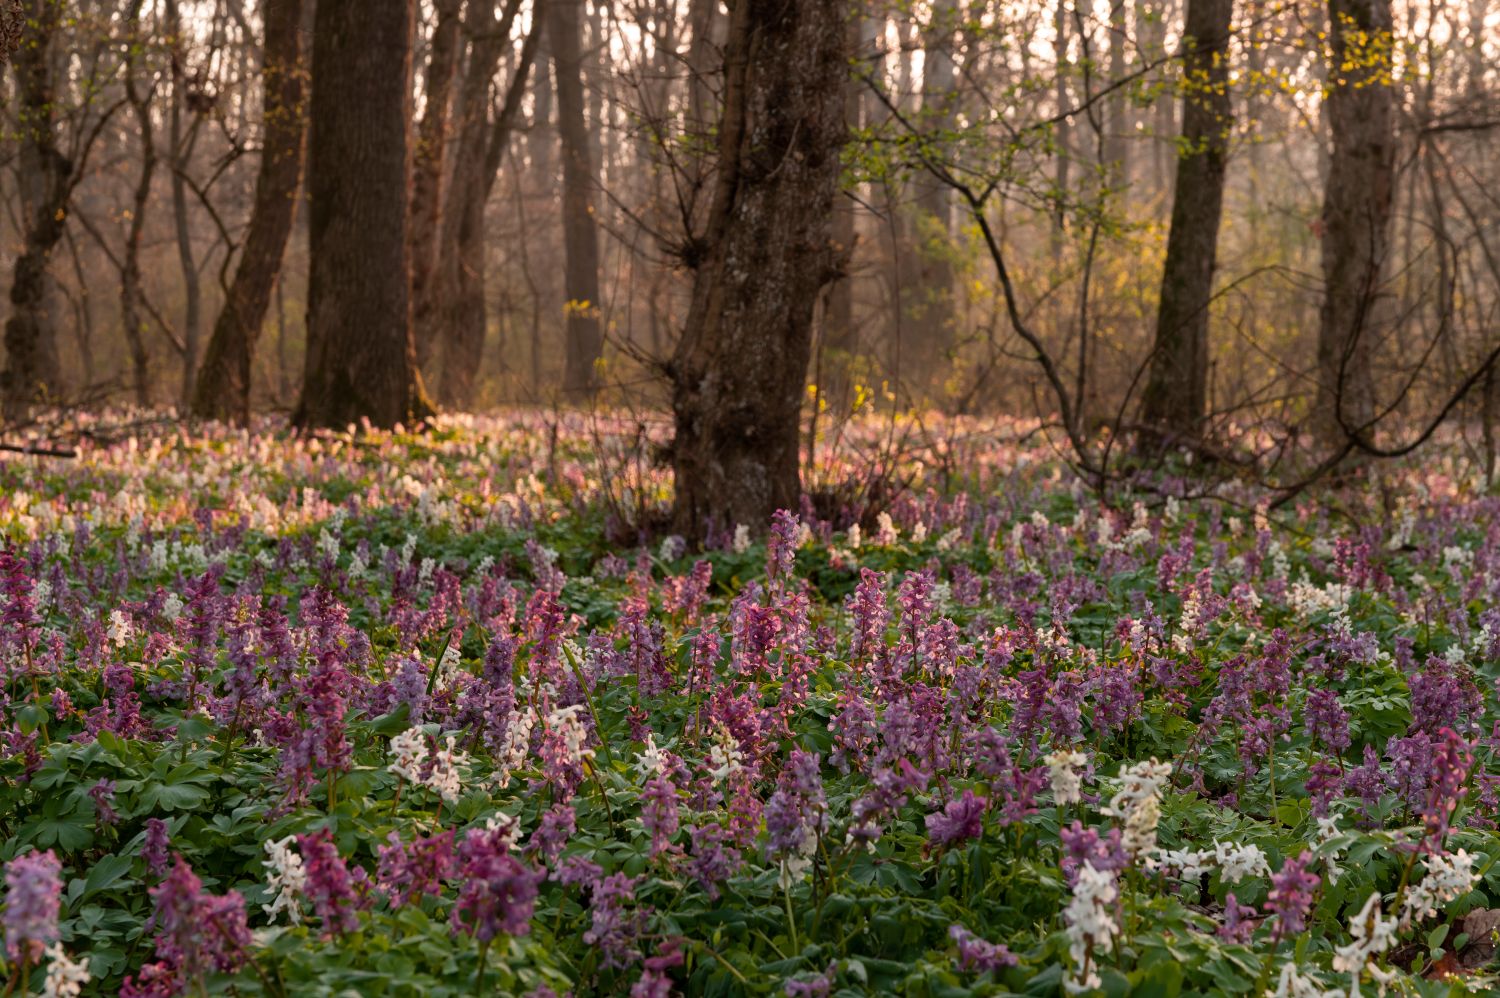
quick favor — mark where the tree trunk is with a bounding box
[294,0,431,430]
[2,0,68,418]
[192,0,308,423]
[670,0,848,539]
[0,0,22,67]
[431,0,535,410]
[410,0,465,371]
[550,0,604,403]
[1105,0,1130,184]
[166,0,203,408]
[902,0,960,390]
[121,0,157,408]
[1139,0,1232,436]
[1314,0,1394,447]
[821,13,862,416]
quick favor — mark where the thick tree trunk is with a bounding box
[670,0,848,539]
[294,0,431,430]
[1139,0,1232,436]
[410,0,464,371]
[192,0,307,423]
[431,0,535,410]
[1314,0,1394,447]
[550,0,604,403]
[2,0,68,419]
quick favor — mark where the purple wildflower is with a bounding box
[142,818,172,877]
[925,789,988,849]
[296,829,362,936]
[452,827,544,942]
[950,924,1018,972]
[3,849,62,963]
[377,830,456,909]
[584,873,649,969]
[1264,851,1320,939]
[145,856,252,987]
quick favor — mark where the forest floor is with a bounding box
[0,411,1497,997]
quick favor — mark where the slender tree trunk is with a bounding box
[822,12,862,415]
[550,0,604,402]
[166,0,203,407]
[432,0,537,410]
[1051,0,1071,261]
[1105,0,1130,184]
[670,0,848,539]
[294,0,431,429]
[903,0,960,390]
[192,0,308,423]
[2,0,69,418]
[0,0,23,66]
[1139,0,1232,436]
[121,1,157,408]
[410,0,465,370]
[1314,0,1394,447]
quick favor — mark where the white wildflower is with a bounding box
[1332,892,1398,990]
[732,524,752,554]
[707,723,745,780]
[261,835,306,925]
[1063,863,1118,995]
[425,734,470,803]
[846,523,862,549]
[161,591,185,621]
[636,733,668,780]
[1122,794,1161,858]
[106,609,133,648]
[40,944,91,998]
[490,708,536,787]
[1267,962,1339,998]
[546,704,595,768]
[483,812,523,852]
[1102,759,1171,859]
[876,512,898,545]
[1401,849,1476,924]
[388,727,429,783]
[1156,847,1214,882]
[1213,840,1271,884]
[317,527,340,563]
[1046,749,1089,807]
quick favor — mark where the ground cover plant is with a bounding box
[1,413,1499,996]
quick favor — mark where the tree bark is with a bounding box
[670,0,848,539]
[165,0,203,408]
[121,0,157,408]
[410,0,465,371]
[1139,0,1232,436]
[0,0,22,66]
[1314,0,1394,447]
[1105,0,1130,184]
[901,0,960,389]
[430,0,537,410]
[294,0,431,430]
[550,0,604,403]
[821,11,866,415]
[2,0,69,418]
[192,0,308,423]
